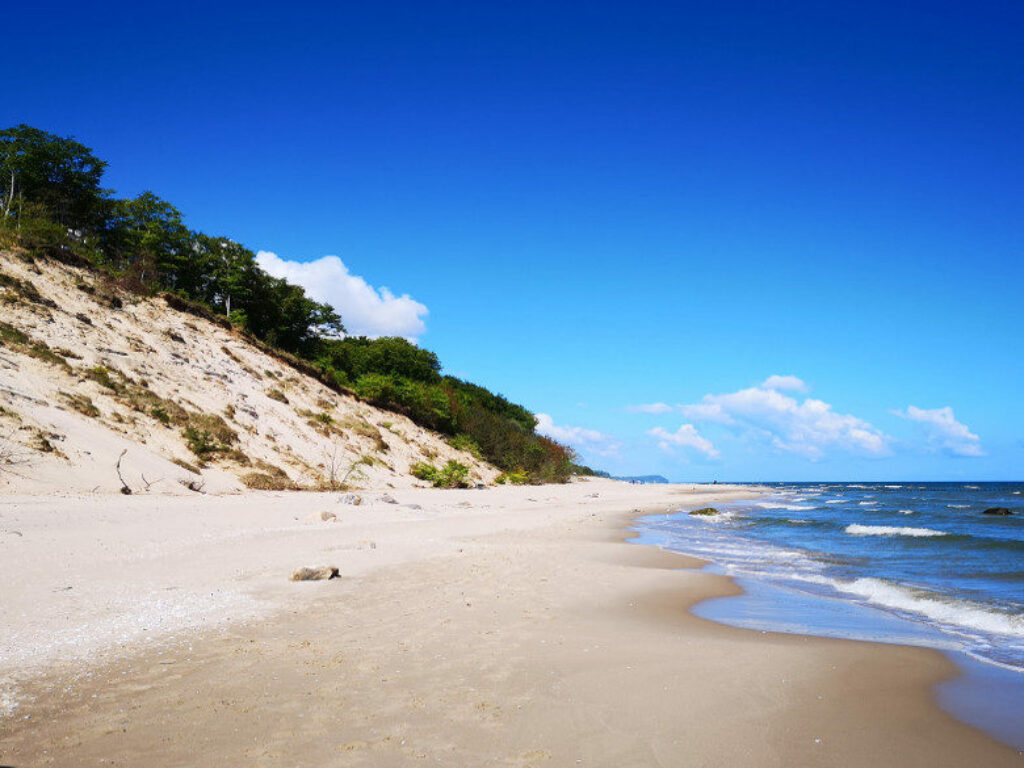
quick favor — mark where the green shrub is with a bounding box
[183,426,218,457]
[448,433,482,458]
[495,469,529,485]
[86,365,119,391]
[411,459,470,488]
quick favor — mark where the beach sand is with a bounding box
[1,479,1019,766]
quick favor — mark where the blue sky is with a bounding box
[5,1,1022,479]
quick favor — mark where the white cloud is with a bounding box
[626,402,674,414]
[681,380,889,460]
[535,413,621,457]
[648,424,719,459]
[761,375,808,393]
[894,406,984,457]
[256,251,429,340]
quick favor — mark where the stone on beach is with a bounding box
[982,507,1013,516]
[379,493,398,504]
[290,566,340,581]
[338,493,362,505]
[689,507,720,516]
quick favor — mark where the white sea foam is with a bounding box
[845,524,948,537]
[884,485,903,489]
[898,509,915,515]
[786,519,813,525]
[758,502,813,510]
[842,578,1024,638]
[825,500,846,504]
[858,501,878,506]
[948,504,970,509]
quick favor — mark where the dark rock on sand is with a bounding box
[291,566,340,581]
[689,507,719,516]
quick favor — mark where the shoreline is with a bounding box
[628,493,1024,753]
[2,481,1020,766]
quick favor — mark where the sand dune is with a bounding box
[0,251,494,495]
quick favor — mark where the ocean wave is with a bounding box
[758,502,814,510]
[858,501,878,506]
[842,578,1024,638]
[898,509,915,515]
[845,524,948,538]
[884,485,903,489]
[947,504,970,509]
[825,500,846,504]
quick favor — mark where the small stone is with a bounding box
[338,493,362,505]
[689,507,719,516]
[319,511,337,522]
[290,566,340,581]
[982,507,1013,516]
[379,493,398,504]
[404,504,422,510]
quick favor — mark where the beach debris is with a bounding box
[689,507,720,516]
[290,566,340,581]
[115,449,132,495]
[338,493,362,505]
[379,493,398,504]
[982,507,1013,516]
[318,510,337,522]
[180,477,206,493]
[356,539,377,550]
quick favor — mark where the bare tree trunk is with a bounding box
[2,170,14,218]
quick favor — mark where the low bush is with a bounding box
[411,459,470,488]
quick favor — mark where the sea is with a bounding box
[633,482,1024,750]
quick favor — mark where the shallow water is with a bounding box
[633,481,1024,751]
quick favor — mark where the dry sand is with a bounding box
[1,479,1019,766]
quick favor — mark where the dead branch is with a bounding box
[115,449,132,494]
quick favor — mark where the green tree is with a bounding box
[103,192,192,290]
[0,124,108,229]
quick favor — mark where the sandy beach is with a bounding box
[0,479,1019,766]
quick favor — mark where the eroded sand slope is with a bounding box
[0,251,495,494]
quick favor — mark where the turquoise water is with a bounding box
[634,482,1024,750]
